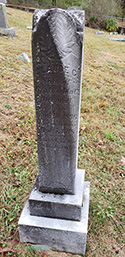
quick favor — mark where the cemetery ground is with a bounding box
[0,7,124,257]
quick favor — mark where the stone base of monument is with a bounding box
[18,170,90,256]
[29,169,85,221]
[0,27,15,37]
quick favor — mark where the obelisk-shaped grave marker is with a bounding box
[19,8,90,256]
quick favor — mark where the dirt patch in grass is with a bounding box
[0,8,124,257]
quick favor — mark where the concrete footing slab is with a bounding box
[0,27,15,37]
[18,181,90,256]
[29,169,85,221]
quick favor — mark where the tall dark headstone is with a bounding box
[19,8,90,256]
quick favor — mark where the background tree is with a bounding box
[52,0,56,6]
[81,0,120,16]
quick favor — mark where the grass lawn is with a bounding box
[0,7,124,257]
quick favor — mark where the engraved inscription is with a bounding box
[32,8,84,194]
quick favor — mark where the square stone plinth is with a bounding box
[29,169,85,221]
[18,182,90,256]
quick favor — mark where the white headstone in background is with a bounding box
[0,3,9,28]
[0,0,7,4]
[0,3,15,37]
[17,53,30,62]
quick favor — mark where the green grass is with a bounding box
[0,7,124,257]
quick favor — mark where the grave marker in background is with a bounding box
[0,2,9,28]
[18,7,90,256]
[110,37,125,41]
[0,3,15,37]
[0,0,7,4]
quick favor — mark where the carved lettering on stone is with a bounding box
[32,9,84,194]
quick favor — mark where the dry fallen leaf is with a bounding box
[0,239,19,256]
[80,126,86,131]
[11,239,20,247]
[0,247,16,253]
[42,251,49,257]
[0,247,4,257]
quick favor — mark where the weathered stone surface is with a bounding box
[26,26,32,30]
[29,169,85,221]
[0,27,15,37]
[0,3,9,28]
[19,182,90,256]
[17,53,30,62]
[32,8,84,194]
[67,7,85,32]
[0,3,15,37]
[18,8,90,256]
[0,0,7,5]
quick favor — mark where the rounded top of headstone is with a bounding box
[0,2,5,6]
[32,7,84,59]
[33,8,85,33]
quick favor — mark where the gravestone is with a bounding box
[0,0,7,4]
[110,37,125,42]
[0,2,9,28]
[17,53,30,62]
[0,3,15,37]
[18,8,90,256]
[96,31,104,34]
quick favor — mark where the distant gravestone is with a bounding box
[26,26,32,30]
[110,37,125,42]
[0,2,9,28]
[19,8,90,256]
[96,31,104,34]
[0,3,15,37]
[110,32,118,35]
[0,0,7,4]
[17,53,30,62]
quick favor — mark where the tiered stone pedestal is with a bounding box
[18,170,90,256]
